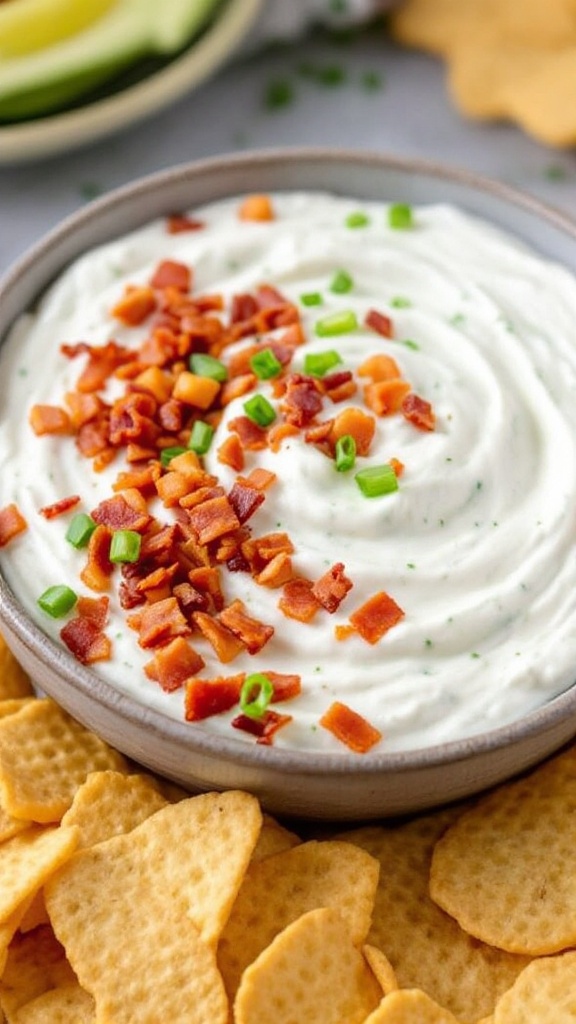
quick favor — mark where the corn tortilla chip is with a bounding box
[0,924,77,1020]
[492,951,576,1022]
[0,826,78,927]
[363,988,462,1022]
[0,635,34,701]
[60,770,168,848]
[10,982,96,1023]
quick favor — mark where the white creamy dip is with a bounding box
[2,191,576,753]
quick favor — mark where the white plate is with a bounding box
[0,0,262,166]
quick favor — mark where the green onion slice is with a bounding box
[355,463,399,498]
[65,512,96,549]
[249,347,283,380]
[239,673,274,719]
[189,353,228,382]
[388,203,414,230]
[330,269,354,294]
[304,349,342,378]
[37,584,78,618]
[160,446,188,467]
[345,211,370,228]
[300,291,323,306]
[335,434,357,472]
[188,420,215,455]
[315,310,358,337]
[243,394,276,428]
[109,529,142,564]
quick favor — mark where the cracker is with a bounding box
[234,907,382,1024]
[0,635,34,701]
[18,891,50,933]
[430,745,576,954]
[60,770,168,848]
[0,826,78,926]
[0,924,77,1020]
[341,810,528,1021]
[45,793,261,1023]
[363,987,462,1023]
[218,839,379,998]
[251,815,301,861]
[0,699,127,823]
[10,983,96,1023]
[492,951,576,1022]
[363,944,399,995]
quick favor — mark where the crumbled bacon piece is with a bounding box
[112,286,156,326]
[150,260,192,292]
[38,495,81,519]
[91,494,150,533]
[166,214,205,234]
[348,591,405,645]
[217,434,245,471]
[311,563,353,613]
[278,578,321,623]
[144,636,205,692]
[228,481,265,524]
[28,404,71,436]
[228,415,268,451]
[319,701,382,753]
[264,671,302,702]
[60,615,112,665]
[193,611,245,663]
[62,340,132,393]
[231,710,292,745]
[365,309,394,338]
[187,495,240,545]
[402,393,436,431]
[0,504,28,548]
[364,379,411,416]
[80,525,113,592]
[184,674,245,720]
[129,596,191,648]
[218,599,274,655]
[281,375,323,427]
[76,595,109,629]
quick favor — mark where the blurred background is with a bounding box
[1,0,575,274]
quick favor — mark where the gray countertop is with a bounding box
[1,24,576,274]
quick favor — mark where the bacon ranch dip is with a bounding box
[1,191,576,754]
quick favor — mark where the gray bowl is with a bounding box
[2,148,576,821]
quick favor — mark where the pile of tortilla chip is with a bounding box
[390,0,576,147]
[1,630,576,1022]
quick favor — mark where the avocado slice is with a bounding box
[0,0,224,121]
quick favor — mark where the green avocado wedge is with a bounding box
[0,0,224,121]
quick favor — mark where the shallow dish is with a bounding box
[2,147,576,821]
[0,0,262,166]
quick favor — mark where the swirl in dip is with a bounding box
[1,191,576,754]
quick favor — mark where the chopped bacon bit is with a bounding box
[184,674,245,720]
[76,418,111,459]
[320,701,382,753]
[321,371,357,404]
[91,494,150,533]
[60,616,112,665]
[179,485,225,511]
[267,422,299,452]
[220,374,257,407]
[137,564,178,597]
[243,467,277,491]
[349,591,405,645]
[388,457,404,478]
[156,470,197,508]
[112,465,160,494]
[217,434,245,472]
[365,309,394,339]
[231,293,259,323]
[311,562,353,613]
[255,551,294,589]
[304,420,334,447]
[76,595,109,629]
[65,341,132,394]
[166,214,205,234]
[187,495,240,545]
[219,599,274,654]
[144,636,205,692]
[92,447,117,473]
[172,372,220,410]
[0,504,28,548]
[193,611,245,663]
[264,671,301,702]
[277,322,305,348]
[109,391,160,448]
[228,481,265,525]
[331,407,375,457]
[228,415,268,451]
[402,393,436,431]
[129,595,191,648]
[64,391,106,429]
[150,260,192,292]
[278,578,321,623]
[335,624,356,641]
[238,195,275,222]
[188,566,224,613]
[172,581,209,615]
[39,495,81,519]
[80,525,113,592]
[281,375,323,428]
[134,367,174,404]
[357,353,402,381]
[111,286,156,326]
[364,378,412,416]
[231,709,292,745]
[28,404,71,436]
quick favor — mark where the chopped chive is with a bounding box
[160,445,188,467]
[243,394,276,428]
[65,513,97,549]
[335,434,356,472]
[361,70,383,92]
[316,65,346,87]
[189,353,228,382]
[330,269,354,294]
[250,347,283,380]
[315,310,358,337]
[264,78,295,110]
[37,585,78,618]
[401,339,420,351]
[109,530,141,564]
[388,203,414,229]
[239,672,274,719]
[355,464,399,498]
[300,291,323,306]
[304,349,342,377]
[345,211,370,228]
[188,420,215,455]
[391,295,412,308]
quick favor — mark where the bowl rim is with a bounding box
[2,144,576,777]
[0,0,263,165]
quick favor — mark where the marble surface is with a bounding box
[1,22,576,275]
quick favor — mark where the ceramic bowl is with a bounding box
[2,148,576,821]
